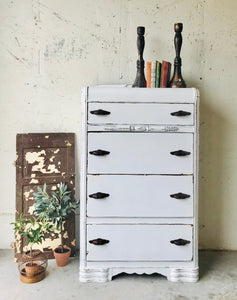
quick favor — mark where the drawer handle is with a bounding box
[170,150,191,156]
[170,192,190,199]
[170,110,191,117]
[89,238,110,245]
[90,109,111,116]
[89,192,110,199]
[170,239,190,246]
[89,149,110,156]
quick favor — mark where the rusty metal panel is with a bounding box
[15,133,76,261]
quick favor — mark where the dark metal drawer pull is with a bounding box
[170,150,191,156]
[89,238,110,245]
[90,109,111,116]
[89,149,110,156]
[89,192,110,199]
[170,193,190,199]
[170,239,190,246]
[170,110,191,117]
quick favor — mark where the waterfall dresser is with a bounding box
[80,86,199,282]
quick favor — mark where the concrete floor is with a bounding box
[0,250,237,300]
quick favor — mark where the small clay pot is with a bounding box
[25,261,40,277]
[53,246,71,267]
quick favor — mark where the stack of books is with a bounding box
[146,61,171,88]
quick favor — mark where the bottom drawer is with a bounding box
[87,224,193,262]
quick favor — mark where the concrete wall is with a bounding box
[0,0,237,250]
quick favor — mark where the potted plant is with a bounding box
[12,214,54,282]
[33,182,79,267]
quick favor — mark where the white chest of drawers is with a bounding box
[80,86,199,283]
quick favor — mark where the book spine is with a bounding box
[151,61,156,88]
[155,61,161,88]
[146,62,151,88]
[160,61,171,88]
[167,62,171,87]
[160,61,167,88]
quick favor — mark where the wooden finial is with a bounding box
[169,23,186,88]
[132,26,146,88]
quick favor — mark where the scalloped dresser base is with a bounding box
[79,267,199,283]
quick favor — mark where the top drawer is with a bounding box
[88,103,194,125]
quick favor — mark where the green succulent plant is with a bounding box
[33,182,79,252]
[12,214,54,258]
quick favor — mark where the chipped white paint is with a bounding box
[63,232,69,239]
[49,155,55,162]
[28,205,35,215]
[54,149,60,154]
[25,150,46,164]
[45,135,49,138]
[71,239,76,247]
[65,140,72,147]
[30,178,39,184]
[31,174,36,178]
[33,222,68,252]
[36,233,62,252]
[42,164,60,174]
[23,245,29,252]
[51,185,57,191]
[25,149,60,174]
[21,225,61,252]
[24,190,34,202]
[15,232,22,254]
[1,0,237,251]
[24,191,30,201]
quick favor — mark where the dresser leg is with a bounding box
[168,267,199,282]
[79,268,111,282]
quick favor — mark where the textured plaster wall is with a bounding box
[0,0,237,250]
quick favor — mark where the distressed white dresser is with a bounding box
[80,86,199,282]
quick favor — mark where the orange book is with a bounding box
[146,62,151,88]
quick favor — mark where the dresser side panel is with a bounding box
[80,87,88,268]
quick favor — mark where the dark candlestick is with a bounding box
[169,23,186,88]
[132,26,146,88]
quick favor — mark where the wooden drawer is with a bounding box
[87,224,193,261]
[88,103,194,125]
[87,175,193,217]
[88,133,193,174]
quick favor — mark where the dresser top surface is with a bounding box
[84,85,199,103]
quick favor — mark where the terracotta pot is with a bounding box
[25,261,40,277]
[53,246,71,267]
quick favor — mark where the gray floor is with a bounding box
[0,250,237,300]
